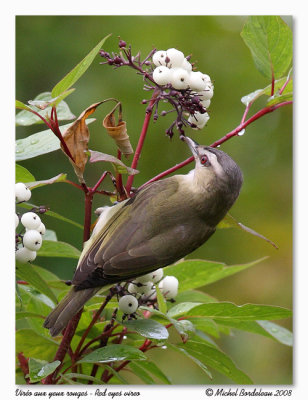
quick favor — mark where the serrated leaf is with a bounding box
[28,359,60,383]
[164,258,266,292]
[241,16,292,79]
[172,340,252,384]
[122,319,169,340]
[16,164,35,183]
[16,329,59,361]
[25,173,67,190]
[218,213,278,249]
[187,302,292,321]
[16,92,75,126]
[16,261,58,304]
[77,344,147,364]
[37,240,81,259]
[89,150,139,176]
[52,35,111,98]
[15,119,95,161]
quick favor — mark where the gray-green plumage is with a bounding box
[44,137,243,336]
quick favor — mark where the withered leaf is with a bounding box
[89,150,139,176]
[103,102,134,156]
[61,101,104,183]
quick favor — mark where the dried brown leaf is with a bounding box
[103,102,134,156]
[61,102,103,182]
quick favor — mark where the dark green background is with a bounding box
[16,16,292,384]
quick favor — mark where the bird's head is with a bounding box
[182,136,243,201]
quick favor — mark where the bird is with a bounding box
[44,136,243,336]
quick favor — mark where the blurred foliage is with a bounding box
[15,15,292,384]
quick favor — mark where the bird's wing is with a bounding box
[72,178,214,288]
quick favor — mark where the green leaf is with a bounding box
[217,214,278,249]
[16,329,59,361]
[16,92,75,126]
[28,359,60,383]
[78,344,147,364]
[164,258,266,292]
[241,16,292,79]
[16,164,35,183]
[16,261,58,304]
[174,290,216,304]
[155,285,167,314]
[241,76,293,106]
[172,340,252,384]
[59,372,106,385]
[132,360,171,384]
[217,319,292,346]
[89,150,139,176]
[44,229,58,241]
[129,361,156,384]
[168,342,212,379]
[16,100,33,112]
[167,302,202,319]
[187,302,292,321]
[52,35,111,98]
[16,311,45,320]
[187,317,220,338]
[17,202,84,230]
[37,240,81,259]
[26,173,67,190]
[122,319,169,340]
[267,92,293,106]
[15,119,95,161]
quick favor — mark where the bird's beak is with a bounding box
[182,136,200,158]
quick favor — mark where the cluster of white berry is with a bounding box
[15,183,46,264]
[118,268,179,314]
[152,48,214,129]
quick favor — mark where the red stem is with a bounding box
[42,309,83,384]
[125,94,158,194]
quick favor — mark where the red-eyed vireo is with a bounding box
[44,137,243,336]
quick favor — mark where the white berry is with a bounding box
[139,281,154,295]
[166,48,185,68]
[23,229,43,251]
[118,295,138,314]
[36,222,46,235]
[188,71,207,91]
[152,50,167,66]
[134,272,155,284]
[188,112,210,129]
[153,66,172,86]
[198,83,214,101]
[15,247,37,263]
[201,99,211,109]
[159,276,179,299]
[15,214,19,229]
[181,58,193,72]
[170,68,190,90]
[127,283,140,295]
[151,268,164,283]
[21,212,41,230]
[15,183,31,203]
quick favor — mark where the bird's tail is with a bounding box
[44,287,98,337]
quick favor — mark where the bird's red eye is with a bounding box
[200,155,208,165]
